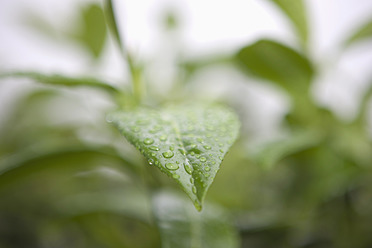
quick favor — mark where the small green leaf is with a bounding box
[269,0,309,46]
[236,39,314,94]
[152,191,240,248]
[108,104,240,210]
[345,18,372,46]
[0,72,119,95]
[74,4,107,58]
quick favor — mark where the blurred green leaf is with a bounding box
[0,147,138,189]
[56,188,152,223]
[345,18,372,46]
[236,39,314,94]
[72,4,107,58]
[108,104,240,210]
[254,131,322,170]
[269,0,309,46]
[152,191,240,248]
[0,72,119,95]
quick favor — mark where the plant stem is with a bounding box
[104,0,144,105]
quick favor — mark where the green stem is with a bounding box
[104,0,144,105]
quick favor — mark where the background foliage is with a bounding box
[1,0,372,247]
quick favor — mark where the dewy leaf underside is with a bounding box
[108,104,240,210]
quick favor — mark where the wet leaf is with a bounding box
[152,191,240,248]
[236,39,314,94]
[108,104,240,210]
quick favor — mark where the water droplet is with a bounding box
[206,125,214,131]
[211,161,216,165]
[149,146,159,151]
[106,115,113,123]
[204,145,211,150]
[131,126,140,132]
[184,163,193,174]
[196,154,201,159]
[172,174,180,179]
[190,144,197,149]
[151,152,156,157]
[219,143,223,147]
[162,151,174,158]
[206,133,212,138]
[204,166,211,172]
[200,157,207,162]
[148,159,154,165]
[150,125,162,133]
[197,138,203,143]
[219,149,224,153]
[190,151,195,156]
[204,172,210,178]
[166,163,179,170]
[192,186,197,194]
[159,134,167,141]
[143,138,154,145]
[179,149,186,156]
[155,161,159,165]
[190,178,194,184]
[136,119,149,125]
[169,146,174,151]
[176,161,179,164]
[219,156,223,160]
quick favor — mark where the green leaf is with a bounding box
[269,0,309,46]
[0,72,119,95]
[345,18,372,46]
[108,104,240,210]
[152,191,240,248]
[254,131,321,170]
[74,4,107,58]
[236,39,314,94]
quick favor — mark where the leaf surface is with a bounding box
[236,39,314,94]
[152,191,240,248]
[108,104,240,210]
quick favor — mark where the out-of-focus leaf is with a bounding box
[0,72,119,95]
[254,131,322,170]
[236,39,314,94]
[104,0,124,53]
[269,0,309,46]
[72,4,107,58]
[0,147,138,189]
[152,191,240,248]
[56,188,151,223]
[345,18,372,46]
[108,104,240,210]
